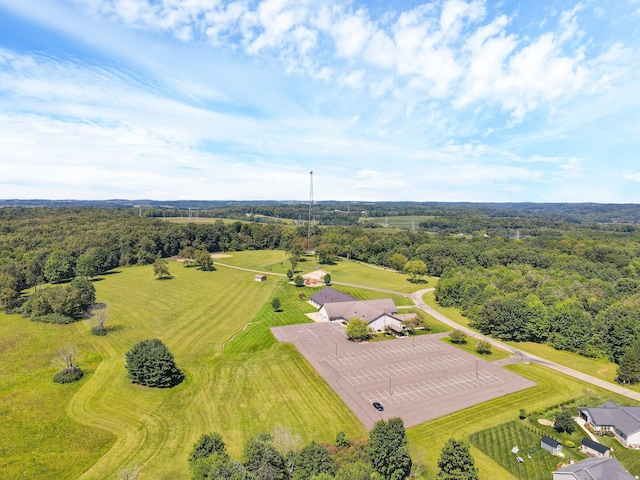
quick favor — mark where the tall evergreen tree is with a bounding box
[617,338,640,384]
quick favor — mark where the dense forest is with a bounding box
[2,204,640,379]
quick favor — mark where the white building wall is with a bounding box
[368,314,402,332]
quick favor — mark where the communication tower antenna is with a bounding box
[308,171,314,250]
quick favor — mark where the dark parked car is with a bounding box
[373,401,384,411]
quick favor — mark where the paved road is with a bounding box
[411,288,640,402]
[213,260,640,402]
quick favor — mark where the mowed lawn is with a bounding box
[66,263,365,479]
[0,312,115,479]
[213,249,434,294]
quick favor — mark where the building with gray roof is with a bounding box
[578,401,640,448]
[552,457,634,480]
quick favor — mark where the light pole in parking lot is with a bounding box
[335,342,338,360]
[389,376,392,396]
[476,360,479,379]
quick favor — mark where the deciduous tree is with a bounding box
[346,319,372,341]
[368,418,412,480]
[437,439,478,480]
[153,258,171,279]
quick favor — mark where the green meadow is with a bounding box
[4,251,640,479]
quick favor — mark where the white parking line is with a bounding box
[361,370,505,405]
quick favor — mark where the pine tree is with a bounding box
[617,338,640,384]
[125,339,184,388]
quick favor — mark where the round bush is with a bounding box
[125,339,184,388]
[53,367,84,384]
[91,326,108,336]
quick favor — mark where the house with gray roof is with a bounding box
[552,457,634,480]
[578,401,640,448]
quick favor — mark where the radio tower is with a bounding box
[307,171,314,251]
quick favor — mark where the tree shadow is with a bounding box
[406,278,428,285]
[156,276,174,280]
[90,278,105,282]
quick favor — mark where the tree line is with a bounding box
[184,419,476,480]
[2,206,640,379]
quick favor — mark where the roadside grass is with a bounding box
[407,362,640,480]
[470,421,586,480]
[441,336,511,361]
[0,312,114,479]
[504,341,623,386]
[402,308,451,334]
[212,249,290,271]
[63,262,365,479]
[422,290,471,326]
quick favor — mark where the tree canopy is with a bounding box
[437,439,478,480]
[368,418,412,480]
[125,339,184,388]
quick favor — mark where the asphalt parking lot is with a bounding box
[271,323,536,428]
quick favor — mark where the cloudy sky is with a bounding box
[1,0,639,202]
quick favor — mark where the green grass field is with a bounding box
[213,250,435,294]
[7,250,640,479]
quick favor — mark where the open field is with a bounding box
[213,250,435,294]
[4,263,365,479]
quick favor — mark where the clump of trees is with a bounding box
[188,419,414,480]
[23,277,96,324]
[52,345,84,384]
[346,319,372,342]
[125,339,184,388]
[553,410,575,434]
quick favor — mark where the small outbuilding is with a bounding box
[541,436,562,456]
[580,438,610,458]
[254,274,267,282]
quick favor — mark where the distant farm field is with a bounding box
[360,215,436,229]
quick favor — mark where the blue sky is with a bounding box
[1,0,639,202]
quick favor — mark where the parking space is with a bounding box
[271,323,536,428]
